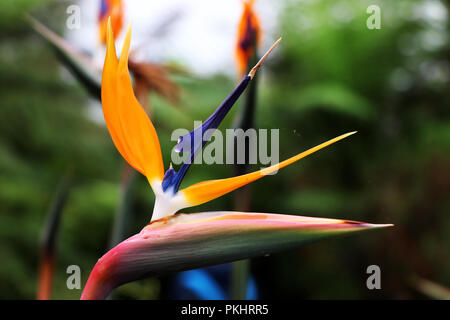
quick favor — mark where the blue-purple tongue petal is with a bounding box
[175,75,251,155]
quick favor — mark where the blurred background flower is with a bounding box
[0,0,448,299]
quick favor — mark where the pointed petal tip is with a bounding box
[120,25,132,66]
[107,17,113,37]
[100,20,165,186]
[338,131,357,139]
[332,131,357,141]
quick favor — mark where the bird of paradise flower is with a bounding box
[80,20,392,300]
[171,0,264,299]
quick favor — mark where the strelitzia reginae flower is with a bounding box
[80,20,392,300]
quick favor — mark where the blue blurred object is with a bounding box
[169,263,258,300]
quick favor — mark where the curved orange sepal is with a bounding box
[101,21,164,184]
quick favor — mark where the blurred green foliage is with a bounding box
[0,0,448,299]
